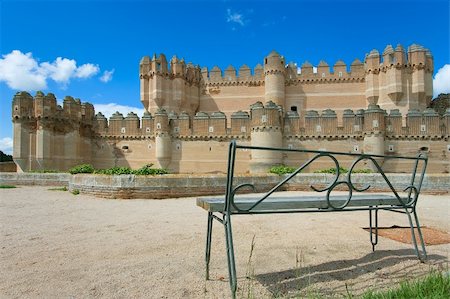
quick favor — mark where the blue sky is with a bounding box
[1,0,449,154]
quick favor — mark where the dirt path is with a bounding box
[1,186,449,298]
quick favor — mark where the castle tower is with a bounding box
[154,108,172,169]
[94,112,108,135]
[264,51,286,106]
[365,49,380,105]
[12,91,35,172]
[249,101,283,173]
[363,104,386,171]
[408,44,433,109]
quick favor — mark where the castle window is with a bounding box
[372,120,379,128]
[156,123,161,130]
[121,127,126,134]
[354,124,360,132]
[288,144,293,149]
[122,145,129,150]
[388,144,395,152]
[353,145,359,152]
[387,124,393,132]
[145,127,151,133]
[338,71,343,78]
[290,106,297,112]
[261,115,267,123]
[447,145,450,152]
[321,73,325,78]
[176,144,181,150]
[174,127,180,133]
[209,126,214,133]
[419,146,429,152]
[420,124,426,132]
[148,144,152,150]
[316,125,322,133]
[240,126,247,133]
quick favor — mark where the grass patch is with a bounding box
[360,271,450,299]
[0,184,17,188]
[48,186,68,191]
[71,189,80,195]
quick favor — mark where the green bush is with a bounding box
[69,164,95,174]
[94,166,134,175]
[133,164,169,175]
[269,165,297,175]
[69,164,168,176]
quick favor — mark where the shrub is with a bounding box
[269,165,297,175]
[69,164,95,174]
[94,166,134,175]
[133,164,168,175]
[71,189,80,195]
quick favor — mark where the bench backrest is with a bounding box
[224,140,428,213]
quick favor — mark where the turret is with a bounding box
[154,108,171,168]
[94,112,108,135]
[140,56,151,110]
[12,91,34,172]
[365,49,380,105]
[264,51,286,106]
[249,101,283,173]
[363,104,386,171]
[383,45,403,102]
[408,44,428,109]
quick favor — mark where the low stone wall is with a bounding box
[69,174,281,199]
[1,172,448,198]
[0,172,70,186]
[0,162,16,172]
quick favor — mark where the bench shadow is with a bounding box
[254,249,447,297]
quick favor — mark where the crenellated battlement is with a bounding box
[12,91,95,126]
[90,103,450,140]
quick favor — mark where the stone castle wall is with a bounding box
[11,44,448,174]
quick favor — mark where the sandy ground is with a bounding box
[1,186,449,299]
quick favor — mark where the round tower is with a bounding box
[249,101,283,173]
[363,104,386,171]
[154,108,172,169]
[264,51,286,107]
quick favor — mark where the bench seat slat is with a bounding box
[196,194,408,212]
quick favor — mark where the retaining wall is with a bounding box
[0,172,448,199]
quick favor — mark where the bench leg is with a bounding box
[205,212,213,280]
[224,213,237,299]
[369,208,379,252]
[406,208,427,262]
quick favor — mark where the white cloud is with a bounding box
[0,50,47,90]
[75,63,100,78]
[93,103,146,119]
[433,64,450,97]
[226,9,245,26]
[0,50,100,91]
[100,69,115,83]
[0,137,13,155]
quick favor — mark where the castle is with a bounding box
[12,44,450,173]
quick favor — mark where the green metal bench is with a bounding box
[197,140,428,298]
